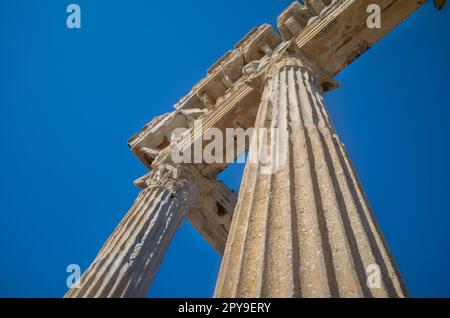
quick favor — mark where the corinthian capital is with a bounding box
[136,164,200,210]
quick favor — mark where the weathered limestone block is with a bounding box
[293,0,426,77]
[215,55,408,298]
[278,1,317,40]
[65,164,200,298]
[187,182,237,255]
[129,108,207,168]
[305,0,328,16]
[175,24,281,112]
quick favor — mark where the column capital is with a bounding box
[135,163,200,212]
[134,163,227,212]
[245,40,339,94]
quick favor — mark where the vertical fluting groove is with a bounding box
[100,191,151,251]
[259,71,282,297]
[254,76,277,297]
[337,141,399,296]
[302,70,366,297]
[66,165,197,298]
[289,66,331,297]
[286,67,302,298]
[306,66,407,297]
[238,78,276,297]
[214,78,274,297]
[115,193,176,297]
[216,57,407,298]
[260,68,296,297]
[236,102,273,297]
[74,190,159,297]
[97,193,144,255]
[88,190,169,297]
[295,68,340,298]
[330,134,393,297]
[132,198,184,297]
[115,196,184,298]
[95,191,156,261]
[93,190,158,269]
[303,70,371,297]
[213,125,257,296]
[254,152,274,297]
[334,139,407,297]
[70,191,153,296]
[302,69,363,297]
[68,190,157,298]
[106,190,176,297]
[213,144,258,296]
[307,73,388,297]
[308,85,377,297]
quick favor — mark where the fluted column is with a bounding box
[65,164,198,298]
[215,57,408,298]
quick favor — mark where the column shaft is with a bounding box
[65,164,197,298]
[215,57,408,298]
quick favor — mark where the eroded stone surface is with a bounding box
[214,54,408,298]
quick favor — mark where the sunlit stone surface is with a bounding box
[214,54,408,298]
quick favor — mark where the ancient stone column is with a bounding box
[65,164,198,298]
[215,56,408,298]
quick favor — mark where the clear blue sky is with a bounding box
[1,0,449,298]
